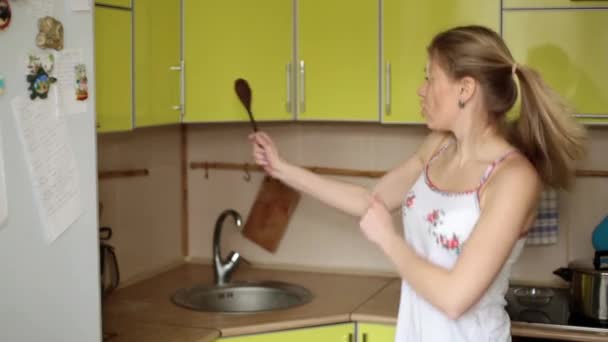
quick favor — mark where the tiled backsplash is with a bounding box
[98,123,608,286]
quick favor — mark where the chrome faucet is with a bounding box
[213,209,243,286]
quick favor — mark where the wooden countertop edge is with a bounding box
[350,313,397,325]
[219,314,352,337]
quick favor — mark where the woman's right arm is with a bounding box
[249,131,448,217]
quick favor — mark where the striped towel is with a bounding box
[526,190,559,245]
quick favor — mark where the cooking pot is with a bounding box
[553,252,608,321]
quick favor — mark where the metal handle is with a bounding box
[385,62,392,115]
[177,60,185,119]
[347,333,353,342]
[299,60,306,114]
[363,332,368,342]
[172,105,182,111]
[286,63,292,113]
[573,114,607,119]
[169,65,182,71]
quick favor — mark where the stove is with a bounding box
[506,285,608,333]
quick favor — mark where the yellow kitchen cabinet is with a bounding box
[504,0,608,9]
[503,8,608,124]
[134,0,182,127]
[296,0,378,121]
[216,323,355,342]
[94,4,133,132]
[183,0,293,123]
[382,0,500,124]
[95,0,130,8]
[357,323,396,342]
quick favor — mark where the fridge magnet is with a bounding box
[26,54,57,100]
[0,0,11,30]
[0,74,5,95]
[36,16,64,50]
[74,64,88,101]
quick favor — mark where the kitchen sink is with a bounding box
[171,281,313,313]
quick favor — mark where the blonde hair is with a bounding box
[428,25,586,189]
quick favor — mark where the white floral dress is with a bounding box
[395,142,526,342]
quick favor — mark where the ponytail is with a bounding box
[509,65,586,189]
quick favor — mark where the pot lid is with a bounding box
[568,258,608,274]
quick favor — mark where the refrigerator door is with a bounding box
[0,1,101,341]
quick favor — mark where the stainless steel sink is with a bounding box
[171,281,313,313]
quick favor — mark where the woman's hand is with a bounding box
[359,195,398,249]
[249,132,285,178]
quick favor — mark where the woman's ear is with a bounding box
[458,76,477,105]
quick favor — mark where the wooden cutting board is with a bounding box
[243,176,301,253]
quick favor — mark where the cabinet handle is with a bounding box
[574,114,607,119]
[171,105,182,111]
[347,333,353,342]
[385,62,392,115]
[169,65,182,71]
[363,332,368,342]
[286,63,292,113]
[299,60,306,114]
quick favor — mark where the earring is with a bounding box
[458,99,465,109]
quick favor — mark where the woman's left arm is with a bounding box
[360,157,542,320]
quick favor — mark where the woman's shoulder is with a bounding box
[482,147,542,201]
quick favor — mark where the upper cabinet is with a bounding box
[502,6,608,124]
[183,0,293,123]
[296,0,378,121]
[94,0,182,133]
[95,0,130,7]
[95,4,133,132]
[134,0,182,127]
[382,0,500,124]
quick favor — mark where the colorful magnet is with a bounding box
[75,64,88,101]
[26,54,57,100]
[36,16,64,51]
[0,0,11,30]
[0,75,5,95]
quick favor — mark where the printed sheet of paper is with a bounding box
[68,0,91,11]
[11,97,82,243]
[0,126,7,228]
[30,0,54,18]
[55,49,87,114]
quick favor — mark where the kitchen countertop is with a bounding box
[103,263,394,340]
[103,263,608,342]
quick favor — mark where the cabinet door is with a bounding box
[95,5,133,132]
[358,323,396,342]
[504,0,608,9]
[95,0,131,8]
[217,323,354,342]
[183,0,293,123]
[134,0,181,127]
[382,0,500,124]
[297,0,378,121]
[503,9,608,124]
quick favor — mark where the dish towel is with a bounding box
[526,190,559,245]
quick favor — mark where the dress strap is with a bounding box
[426,140,453,167]
[478,149,518,190]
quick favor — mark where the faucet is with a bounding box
[213,209,243,286]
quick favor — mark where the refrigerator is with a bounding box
[0,0,101,341]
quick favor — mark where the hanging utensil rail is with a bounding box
[190,161,608,179]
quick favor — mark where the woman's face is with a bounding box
[417,58,461,130]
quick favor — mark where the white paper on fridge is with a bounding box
[0,126,7,228]
[55,49,87,115]
[10,96,82,243]
[68,0,91,11]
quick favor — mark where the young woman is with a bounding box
[249,25,586,341]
